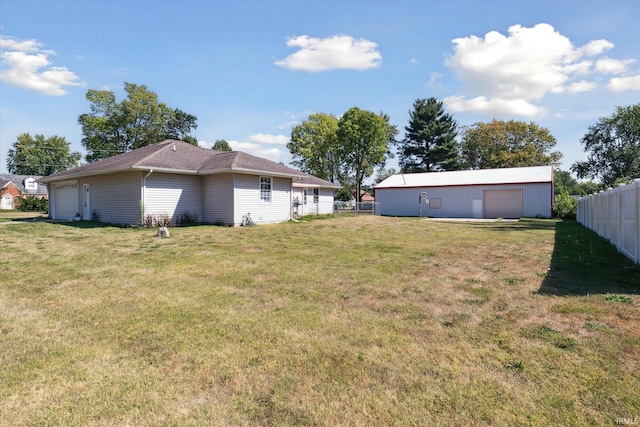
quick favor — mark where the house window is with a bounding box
[429,198,442,209]
[260,177,272,203]
[24,178,36,190]
[303,189,308,205]
[313,188,319,204]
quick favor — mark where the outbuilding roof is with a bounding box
[39,140,308,182]
[374,165,554,189]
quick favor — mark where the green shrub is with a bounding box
[553,191,577,219]
[16,195,48,213]
[177,211,198,225]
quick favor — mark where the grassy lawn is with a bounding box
[0,216,638,426]
[0,210,47,222]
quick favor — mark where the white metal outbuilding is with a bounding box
[374,166,554,219]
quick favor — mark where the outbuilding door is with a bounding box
[54,181,79,220]
[484,189,523,219]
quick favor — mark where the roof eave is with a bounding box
[38,166,137,183]
[131,165,199,175]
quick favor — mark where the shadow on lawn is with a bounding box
[539,219,640,296]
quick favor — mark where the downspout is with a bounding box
[142,169,153,222]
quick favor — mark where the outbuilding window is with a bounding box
[429,198,442,209]
[303,189,308,205]
[260,177,272,203]
[313,188,319,204]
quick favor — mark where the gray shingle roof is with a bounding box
[292,174,341,189]
[0,174,48,196]
[40,140,309,182]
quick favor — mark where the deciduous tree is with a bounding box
[78,82,198,162]
[6,133,81,176]
[460,120,562,169]
[396,98,459,172]
[336,107,390,202]
[212,139,232,151]
[571,104,640,187]
[287,113,341,183]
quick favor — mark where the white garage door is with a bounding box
[484,190,523,219]
[54,181,79,220]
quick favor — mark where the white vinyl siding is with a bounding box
[144,173,202,223]
[376,183,551,219]
[292,187,335,216]
[79,172,142,225]
[202,173,235,225]
[235,175,291,225]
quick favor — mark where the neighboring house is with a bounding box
[0,174,48,210]
[374,166,554,219]
[352,190,374,203]
[292,175,341,217]
[39,140,339,226]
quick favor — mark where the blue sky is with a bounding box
[1,0,639,180]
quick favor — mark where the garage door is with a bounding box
[484,189,523,219]
[54,181,79,220]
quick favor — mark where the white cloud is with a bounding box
[444,96,545,117]
[443,23,632,117]
[275,34,381,72]
[277,120,299,129]
[0,35,83,96]
[607,74,640,92]
[425,72,443,89]
[595,57,635,74]
[410,57,418,64]
[579,39,614,56]
[199,134,288,163]
[566,80,597,93]
[248,133,289,145]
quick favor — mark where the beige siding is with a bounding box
[144,173,202,223]
[80,172,142,225]
[202,173,235,225]
[234,175,291,225]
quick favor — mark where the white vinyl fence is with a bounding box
[577,179,640,264]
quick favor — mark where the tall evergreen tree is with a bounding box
[397,98,459,173]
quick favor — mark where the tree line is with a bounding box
[5,82,639,202]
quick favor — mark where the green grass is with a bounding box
[0,217,638,426]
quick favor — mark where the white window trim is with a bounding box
[260,176,272,204]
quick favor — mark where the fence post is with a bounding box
[635,179,640,264]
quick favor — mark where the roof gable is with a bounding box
[40,140,307,182]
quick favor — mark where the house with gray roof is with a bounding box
[1,174,48,210]
[39,140,339,225]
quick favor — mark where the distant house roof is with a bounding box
[374,166,554,189]
[352,190,374,201]
[292,174,341,189]
[0,174,48,196]
[40,140,308,182]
